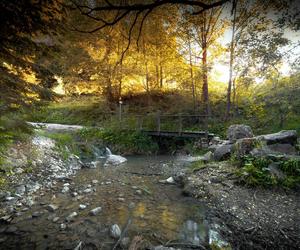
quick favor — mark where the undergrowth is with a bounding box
[78,127,159,155]
[236,156,300,189]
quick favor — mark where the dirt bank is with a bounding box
[183,161,300,249]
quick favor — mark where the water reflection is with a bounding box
[179,219,207,245]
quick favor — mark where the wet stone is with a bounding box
[89,207,102,216]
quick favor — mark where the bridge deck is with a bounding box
[143,130,214,139]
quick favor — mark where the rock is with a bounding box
[266,162,286,180]
[71,192,78,197]
[257,130,297,145]
[60,223,67,230]
[83,188,92,193]
[117,197,125,202]
[202,151,213,162]
[213,144,234,161]
[66,212,77,222]
[14,168,24,174]
[0,215,13,223]
[46,204,59,212]
[135,190,143,195]
[250,146,275,158]
[52,217,60,223]
[209,224,231,249]
[91,161,102,168]
[5,196,15,202]
[79,204,87,210]
[268,143,297,155]
[110,224,121,239]
[61,186,69,193]
[32,211,42,218]
[159,177,175,184]
[104,154,127,167]
[227,124,254,142]
[234,138,258,158]
[154,246,176,250]
[92,180,98,184]
[89,207,102,216]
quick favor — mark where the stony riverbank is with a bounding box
[182,161,300,250]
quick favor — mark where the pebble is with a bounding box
[66,212,77,222]
[131,186,138,190]
[89,207,102,216]
[52,217,60,223]
[71,192,78,197]
[32,211,41,218]
[60,223,67,230]
[79,204,87,210]
[5,197,15,201]
[83,188,92,193]
[92,180,98,184]
[117,198,125,202]
[46,204,59,212]
[136,190,142,195]
[110,224,121,239]
[62,186,69,193]
[105,181,112,185]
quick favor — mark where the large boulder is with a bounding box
[234,137,258,158]
[257,130,298,146]
[227,124,254,142]
[213,144,234,161]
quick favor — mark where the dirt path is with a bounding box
[183,161,300,249]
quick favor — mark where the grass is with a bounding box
[37,130,80,160]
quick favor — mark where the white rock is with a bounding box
[46,204,59,212]
[79,204,87,210]
[110,224,121,239]
[83,188,92,193]
[104,154,127,167]
[89,207,102,216]
[61,186,69,193]
[66,212,77,222]
[60,223,67,230]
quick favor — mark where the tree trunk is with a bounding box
[202,46,210,116]
[188,39,196,113]
[225,0,238,120]
[159,63,163,88]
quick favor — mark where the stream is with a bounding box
[0,130,224,249]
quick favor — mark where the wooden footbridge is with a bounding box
[117,112,215,140]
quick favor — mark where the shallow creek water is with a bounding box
[1,155,210,249]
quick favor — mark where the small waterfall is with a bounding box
[105,147,112,155]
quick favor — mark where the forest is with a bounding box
[0,0,300,250]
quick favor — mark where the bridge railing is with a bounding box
[112,112,211,134]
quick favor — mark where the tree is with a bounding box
[0,0,64,114]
